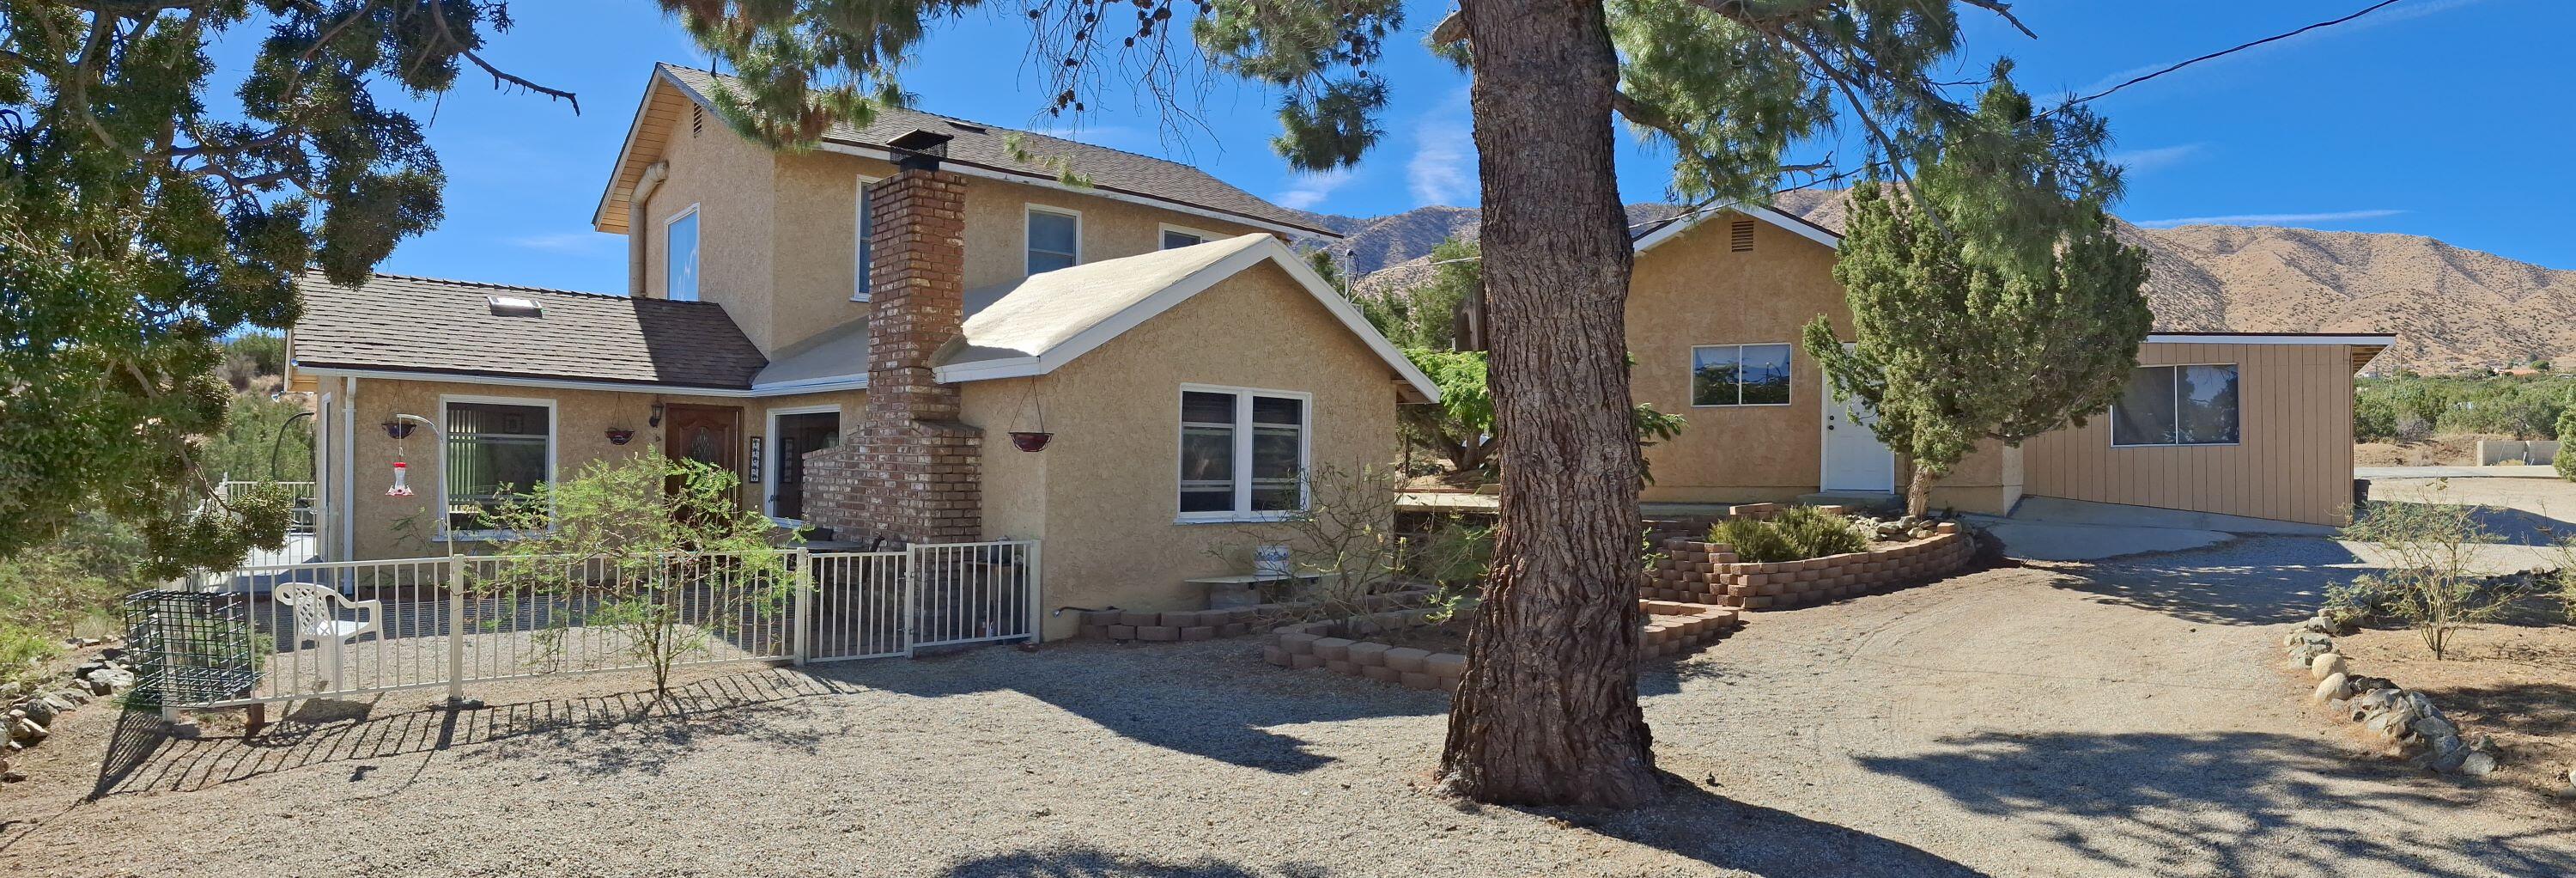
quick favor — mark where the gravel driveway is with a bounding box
[4,546,2572,877]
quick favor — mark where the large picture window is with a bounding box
[1026,206,1079,275]
[445,400,553,531]
[665,205,701,302]
[1179,387,1309,520]
[1691,344,1794,406]
[2113,364,2240,447]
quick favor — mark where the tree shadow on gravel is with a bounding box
[1495,773,1986,878]
[2055,537,2370,625]
[82,667,842,796]
[844,640,1447,775]
[1855,729,2576,878]
[938,844,1324,878]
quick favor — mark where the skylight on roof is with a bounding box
[487,295,542,317]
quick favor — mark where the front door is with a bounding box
[664,404,743,503]
[1820,387,1896,492]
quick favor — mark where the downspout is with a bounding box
[339,375,357,562]
[628,161,670,297]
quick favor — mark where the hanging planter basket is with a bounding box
[1008,431,1054,453]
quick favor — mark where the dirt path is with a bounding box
[3,549,2570,877]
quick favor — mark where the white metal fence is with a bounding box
[142,540,1040,709]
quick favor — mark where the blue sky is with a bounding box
[317,0,2566,293]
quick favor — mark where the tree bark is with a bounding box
[1907,464,1940,518]
[1438,0,1661,807]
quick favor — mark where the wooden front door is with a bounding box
[663,404,743,503]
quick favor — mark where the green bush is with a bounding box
[2559,406,2576,483]
[2353,374,2574,442]
[0,515,149,686]
[1710,506,1871,564]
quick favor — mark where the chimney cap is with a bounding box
[890,129,953,169]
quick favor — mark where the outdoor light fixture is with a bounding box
[649,402,665,428]
[605,428,636,446]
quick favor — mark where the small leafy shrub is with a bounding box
[1710,506,1872,564]
[2558,406,2576,483]
[2335,483,2530,659]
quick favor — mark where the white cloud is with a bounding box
[2107,143,2205,174]
[1272,168,1355,210]
[2133,209,2404,229]
[1406,91,1475,206]
[510,231,617,254]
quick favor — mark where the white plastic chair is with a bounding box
[273,582,380,692]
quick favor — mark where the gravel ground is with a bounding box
[5,550,2573,877]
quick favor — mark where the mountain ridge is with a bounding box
[1305,197,2574,374]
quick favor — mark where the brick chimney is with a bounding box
[803,133,981,547]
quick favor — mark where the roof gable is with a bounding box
[933,235,1438,403]
[1632,202,1843,254]
[597,64,1337,239]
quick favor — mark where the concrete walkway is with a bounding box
[2356,465,2561,480]
[1969,496,2336,562]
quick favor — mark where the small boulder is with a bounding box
[7,717,46,745]
[2459,752,2498,777]
[2310,653,2347,680]
[2312,672,2349,703]
[21,698,56,726]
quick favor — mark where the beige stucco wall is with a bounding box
[319,375,864,560]
[2020,342,2359,526]
[628,82,1267,356]
[962,261,1404,640]
[1630,212,1848,503]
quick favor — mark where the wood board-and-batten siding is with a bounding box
[2022,342,2359,527]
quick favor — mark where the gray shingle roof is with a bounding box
[292,273,768,389]
[655,64,1334,237]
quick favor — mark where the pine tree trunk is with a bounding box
[1437,0,1660,808]
[1907,464,1940,518]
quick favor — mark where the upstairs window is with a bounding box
[445,400,552,531]
[854,177,878,301]
[1026,206,1079,275]
[1178,387,1309,521]
[665,205,701,302]
[1161,226,1209,249]
[2113,364,2240,447]
[1691,344,1794,406]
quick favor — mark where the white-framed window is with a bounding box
[2112,363,2240,447]
[440,395,556,534]
[1690,343,1794,406]
[1159,223,1215,249]
[665,204,702,302]
[853,176,880,302]
[1177,385,1310,522]
[1025,204,1081,275]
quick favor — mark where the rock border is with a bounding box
[1069,588,1437,642]
[3,642,143,784]
[1261,601,1741,692]
[2285,616,2504,778]
[1644,522,1974,610]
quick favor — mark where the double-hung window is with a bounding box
[444,400,553,531]
[2112,364,2240,446]
[1690,344,1794,406]
[1160,225,1210,249]
[853,177,878,301]
[665,204,702,302]
[1178,387,1309,520]
[1026,206,1080,275]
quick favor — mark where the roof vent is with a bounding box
[1730,219,1755,253]
[487,295,543,318]
[690,104,703,137]
[944,119,987,134]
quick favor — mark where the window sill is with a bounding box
[1688,402,1795,409]
[1173,512,1308,526]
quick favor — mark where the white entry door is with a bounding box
[1820,387,1896,492]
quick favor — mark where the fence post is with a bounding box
[902,546,919,657]
[791,548,811,666]
[1024,541,1042,645]
[446,558,466,703]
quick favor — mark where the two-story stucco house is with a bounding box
[290,64,1435,638]
[1626,204,2391,527]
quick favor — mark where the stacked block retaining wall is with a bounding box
[1645,521,1971,610]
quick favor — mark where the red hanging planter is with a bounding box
[1008,431,1054,453]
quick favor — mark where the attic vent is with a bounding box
[1729,219,1755,252]
[487,295,542,318]
[944,119,987,134]
[690,104,703,137]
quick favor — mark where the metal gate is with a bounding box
[800,540,1042,662]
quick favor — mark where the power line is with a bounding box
[2068,0,2410,106]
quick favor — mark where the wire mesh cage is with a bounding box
[122,589,260,708]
